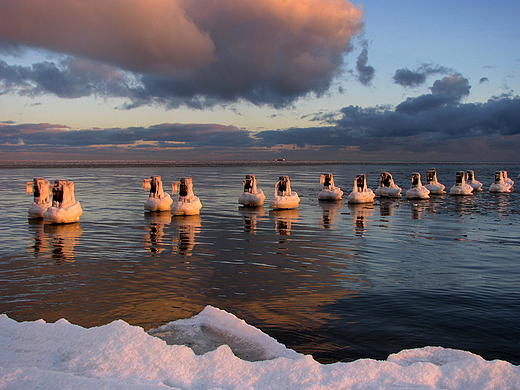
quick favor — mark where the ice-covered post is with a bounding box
[426,169,436,185]
[411,173,422,188]
[143,175,165,199]
[243,175,258,194]
[178,177,195,202]
[354,174,367,192]
[26,177,51,205]
[455,171,465,186]
[62,181,76,208]
[276,176,291,196]
[320,173,334,189]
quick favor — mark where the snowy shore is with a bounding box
[1,306,518,389]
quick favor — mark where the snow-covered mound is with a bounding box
[0,306,518,389]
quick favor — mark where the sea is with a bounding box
[0,161,519,365]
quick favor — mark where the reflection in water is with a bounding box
[28,220,83,262]
[143,211,172,254]
[409,198,444,220]
[451,194,478,216]
[318,200,343,229]
[410,202,423,220]
[379,198,399,217]
[490,192,512,218]
[172,215,202,256]
[238,206,265,234]
[270,208,300,236]
[347,203,375,236]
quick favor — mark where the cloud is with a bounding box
[0,39,25,56]
[0,121,254,148]
[3,72,519,161]
[355,40,375,86]
[392,69,427,88]
[393,63,454,88]
[479,77,489,84]
[429,75,471,99]
[0,0,215,74]
[0,0,364,107]
[336,94,520,141]
[395,75,471,114]
[0,60,30,92]
[253,76,520,159]
[0,57,136,99]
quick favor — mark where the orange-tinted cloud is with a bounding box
[0,0,364,106]
[0,0,216,75]
[0,0,363,79]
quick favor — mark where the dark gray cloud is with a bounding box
[0,39,25,56]
[0,49,367,108]
[395,75,471,114]
[0,60,31,91]
[392,69,427,88]
[0,122,254,148]
[355,41,375,86]
[479,77,489,84]
[430,75,471,98]
[336,94,520,140]
[253,75,520,159]
[3,74,519,161]
[0,36,375,109]
[0,58,136,99]
[393,63,454,88]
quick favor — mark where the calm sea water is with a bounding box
[0,162,519,364]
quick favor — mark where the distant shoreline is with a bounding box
[0,160,516,169]
[1,160,353,169]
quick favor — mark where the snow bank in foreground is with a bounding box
[0,306,518,390]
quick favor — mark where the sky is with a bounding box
[0,0,519,162]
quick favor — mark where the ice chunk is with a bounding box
[149,305,302,361]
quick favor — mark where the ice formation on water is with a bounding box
[148,305,302,361]
[317,173,343,200]
[406,172,430,199]
[268,175,300,209]
[238,174,266,206]
[424,168,446,195]
[1,306,518,390]
[171,177,203,216]
[466,170,483,192]
[42,179,83,224]
[142,175,173,212]
[489,171,513,193]
[347,174,375,204]
[449,171,474,196]
[375,171,402,198]
[25,177,52,218]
